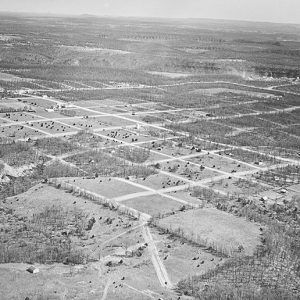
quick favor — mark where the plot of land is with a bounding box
[1,112,41,122]
[123,194,182,217]
[63,177,146,199]
[141,140,200,157]
[192,88,277,98]
[19,97,57,109]
[96,116,138,127]
[159,159,221,181]
[66,131,120,148]
[148,71,193,78]
[151,227,225,283]
[91,106,127,114]
[29,120,75,134]
[216,148,280,166]
[133,173,187,190]
[101,128,155,143]
[188,153,255,173]
[0,72,22,81]
[207,177,269,196]
[0,124,44,139]
[157,208,261,255]
[64,108,102,116]
[165,190,203,206]
[61,116,111,130]
[32,137,81,156]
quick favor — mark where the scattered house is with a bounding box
[57,103,66,109]
[26,266,39,274]
[104,256,123,267]
[65,103,76,108]
[18,89,27,95]
[260,196,268,202]
[115,243,147,258]
[225,152,233,157]
[279,188,288,194]
[45,103,66,112]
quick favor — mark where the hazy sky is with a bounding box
[1,0,299,24]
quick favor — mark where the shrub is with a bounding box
[43,160,84,178]
[0,206,89,264]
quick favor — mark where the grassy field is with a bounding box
[156,208,261,256]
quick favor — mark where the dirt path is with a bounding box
[142,225,173,289]
[122,283,157,299]
[114,177,199,208]
[100,279,111,300]
[157,80,300,96]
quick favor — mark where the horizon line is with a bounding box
[0,10,300,26]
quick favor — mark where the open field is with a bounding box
[0,124,45,139]
[133,173,187,190]
[0,13,300,300]
[187,153,255,173]
[158,159,221,181]
[62,177,146,199]
[123,194,183,217]
[156,208,261,256]
[66,131,120,148]
[207,177,270,197]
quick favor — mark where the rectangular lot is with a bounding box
[71,99,103,107]
[29,120,75,134]
[0,124,45,139]
[207,177,269,197]
[63,108,103,117]
[31,108,65,119]
[32,137,82,156]
[95,115,138,127]
[0,118,9,125]
[165,190,204,206]
[18,97,57,109]
[61,116,111,130]
[0,112,42,122]
[157,208,261,256]
[140,140,199,157]
[74,99,128,108]
[216,149,280,166]
[188,153,255,173]
[133,173,187,190]
[63,177,146,199]
[122,194,182,217]
[90,106,128,114]
[66,131,120,148]
[100,128,156,144]
[152,227,223,283]
[126,113,164,124]
[159,159,221,181]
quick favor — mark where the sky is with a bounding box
[0,0,299,24]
